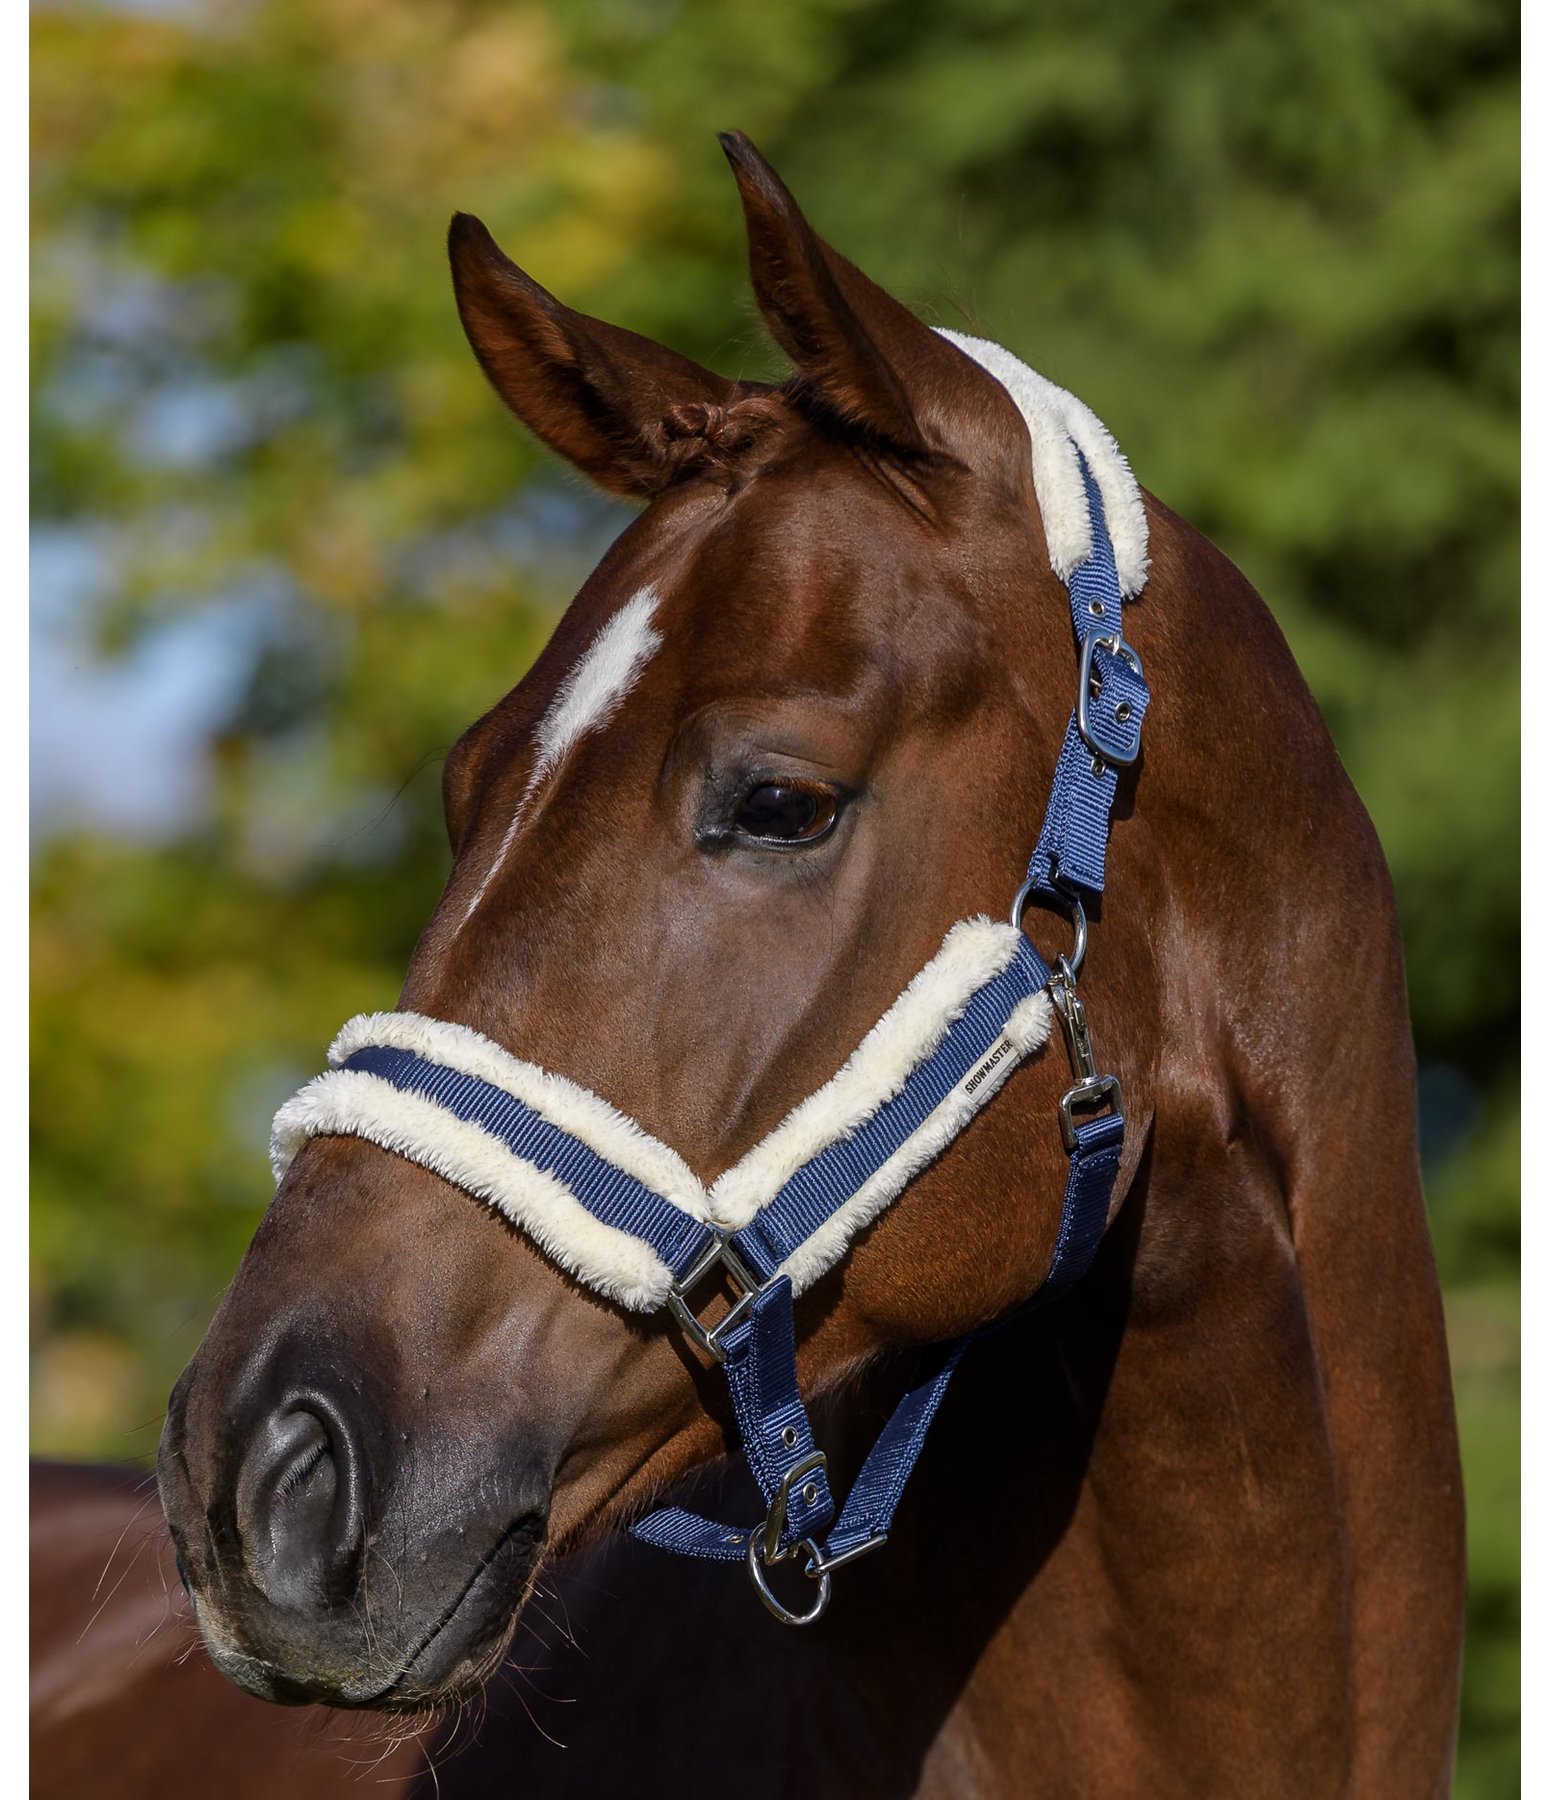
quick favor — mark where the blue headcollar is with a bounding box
[272,455,1149,1625]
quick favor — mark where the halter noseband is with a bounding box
[271,449,1150,1628]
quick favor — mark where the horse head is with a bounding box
[157,134,1156,1708]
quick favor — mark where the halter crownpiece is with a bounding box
[270,340,1151,1626]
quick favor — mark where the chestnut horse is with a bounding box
[150,134,1463,1795]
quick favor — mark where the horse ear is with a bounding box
[448,212,747,497]
[717,131,980,460]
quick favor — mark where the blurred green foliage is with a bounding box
[31,0,1517,1788]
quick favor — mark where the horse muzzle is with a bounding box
[156,1332,551,1710]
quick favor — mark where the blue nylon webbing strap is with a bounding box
[634,1109,1127,1569]
[820,1335,969,1559]
[730,936,1050,1282]
[1038,1111,1125,1301]
[1025,458,1151,899]
[820,1104,1125,1552]
[632,1279,835,1561]
[338,1046,714,1280]
[633,1320,970,1568]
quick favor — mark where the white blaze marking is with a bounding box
[456,584,663,929]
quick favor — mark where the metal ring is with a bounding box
[1010,879,1087,981]
[746,1532,831,1627]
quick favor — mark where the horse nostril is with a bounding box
[235,1396,367,1609]
[269,1414,336,1538]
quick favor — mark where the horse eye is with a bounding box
[732,782,838,844]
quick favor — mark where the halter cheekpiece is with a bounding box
[272,375,1151,1627]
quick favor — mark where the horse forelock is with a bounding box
[654,389,791,485]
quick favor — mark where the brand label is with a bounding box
[962,1034,1015,1098]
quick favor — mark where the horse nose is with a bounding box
[233,1388,368,1608]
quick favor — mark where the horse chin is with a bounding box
[186,1510,546,1713]
[369,1517,547,1713]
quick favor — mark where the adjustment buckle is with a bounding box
[666,1231,765,1363]
[747,1451,830,1626]
[1076,632,1145,768]
[758,1450,828,1564]
[745,1452,889,1627]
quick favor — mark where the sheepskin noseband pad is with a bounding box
[270,917,1052,1312]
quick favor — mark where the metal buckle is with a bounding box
[1076,632,1144,768]
[744,1452,888,1626]
[1048,958,1124,1152]
[747,1452,831,1626]
[666,1231,765,1363]
[758,1451,828,1564]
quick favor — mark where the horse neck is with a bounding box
[795,1148,1353,1790]
[488,1162,1353,1800]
